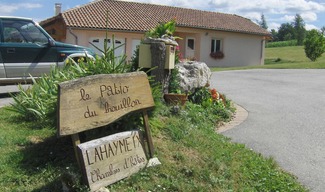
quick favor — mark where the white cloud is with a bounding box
[301,12,317,22]
[281,15,295,22]
[207,0,324,14]
[242,12,261,22]
[305,24,319,30]
[0,4,19,14]
[0,3,42,15]
[22,3,42,9]
[268,22,281,31]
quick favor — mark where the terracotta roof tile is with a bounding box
[43,0,270,36]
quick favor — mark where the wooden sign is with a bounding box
[78,130,147,191]
[57,72,156,190]
[57,72,155,136]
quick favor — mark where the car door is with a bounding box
[0,18,57,78]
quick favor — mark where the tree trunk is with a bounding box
[150,42,170,93]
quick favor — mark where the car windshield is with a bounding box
[3,19,49,45]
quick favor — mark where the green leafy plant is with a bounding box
[304,29,325,61]
[188,87,211,105]
[188,87,232,120]
[145,19,177,38]
[175,46,182,64]
[130,43,140,71]
[168,67,182,93]
[9,67,70,124]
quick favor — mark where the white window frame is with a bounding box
[211,38,222,53]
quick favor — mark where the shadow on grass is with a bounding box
[2,110,143,191]
[19,135,84,191]
[20,135,75,170]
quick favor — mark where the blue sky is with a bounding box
[1,0,324,31]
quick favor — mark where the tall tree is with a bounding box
[293,14,306,45]
[277,23,295,41]
[270,29,278,41]
[259,13,268,30]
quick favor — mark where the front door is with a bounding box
[185,37,195,59]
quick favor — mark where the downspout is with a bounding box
[261,38,265,65]
[68,27,78,45]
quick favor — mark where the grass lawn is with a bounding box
[0,100,308,191]
[212,46,325,71]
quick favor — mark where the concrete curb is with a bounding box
[216,103,248,133]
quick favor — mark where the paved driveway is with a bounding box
[210,69,325,192]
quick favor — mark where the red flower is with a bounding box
[210,89,217,95]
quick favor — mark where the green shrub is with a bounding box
[304,29,325,61]
[188,87,211,105]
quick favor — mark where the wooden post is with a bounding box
[150,41,170,93]
[142,110,154,158]
[71,133,81,169]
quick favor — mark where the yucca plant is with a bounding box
[8,67,72,123]
[145,19,177,38]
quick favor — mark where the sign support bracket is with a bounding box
[142,110,154,158]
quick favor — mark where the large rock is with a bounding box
[176,61,211,93]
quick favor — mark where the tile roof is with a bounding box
[42,0,270,36]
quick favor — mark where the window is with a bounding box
[211,39,222,53]
[3,20,48,44]
[4,28,24,43]
[210,39,224,59]
[187,39,194,50]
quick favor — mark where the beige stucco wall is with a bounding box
[64,27,265,67]
[65,28,144,61]
[200,30,265,67]
[176,27,265,67]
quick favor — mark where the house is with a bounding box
[40,0,271,67]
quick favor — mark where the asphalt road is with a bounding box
[211,69,325,192]
[0,84,30,107]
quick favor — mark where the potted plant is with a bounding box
[164,67,188,106]
[164,93,188,106]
